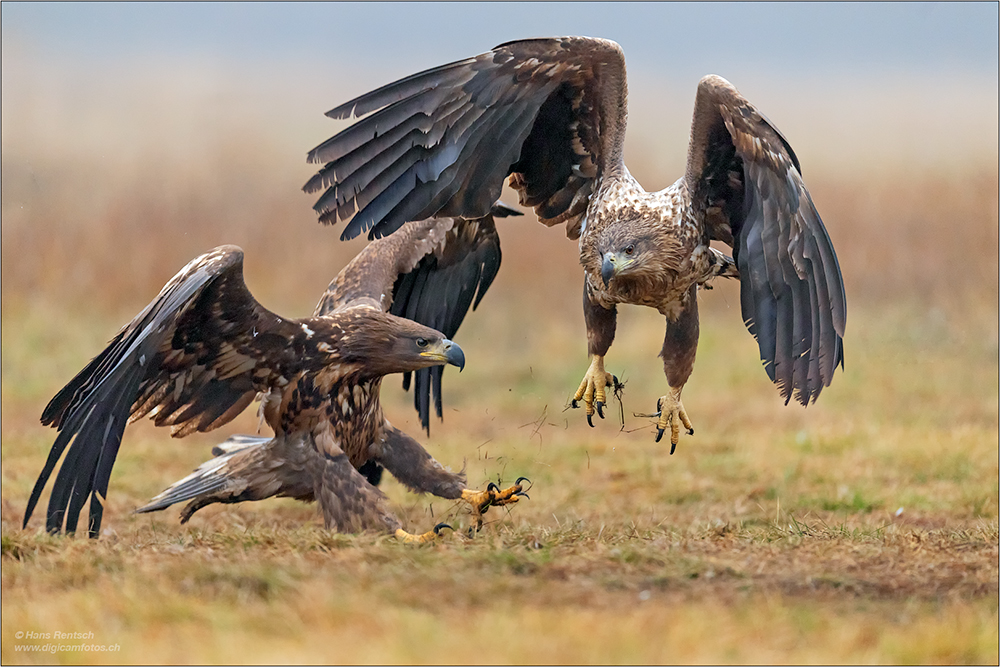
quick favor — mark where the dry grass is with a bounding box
[2,55,998,664]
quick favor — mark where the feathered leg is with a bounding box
[572,278,620,425]
[311,451,398,532]
[370,425,527,529]
[649,284,699,450]
[311,432,450,542]
[369,425,466,498]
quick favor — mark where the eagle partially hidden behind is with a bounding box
[303,36,847,449]
[23,209,526,540]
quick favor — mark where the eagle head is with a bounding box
[335,309,465,377]
[596,232,660,287]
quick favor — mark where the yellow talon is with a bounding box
[571,356,616,426]
[461,480,525,513]
[460,479,529,530]
[461,488,492,513]
[395,522,452,543]
[653,387,694,453]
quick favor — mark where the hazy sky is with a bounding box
[3,2,998,81]
[3,2,997,182]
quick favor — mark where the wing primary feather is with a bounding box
[738,178,777,382]
[379,216,501,429]
[688,75,846,402]
[363,97,541,241]
[24,246,294,536]
[308,93,473,200]
[310,87,446,165]
[309,37,617,239]
[431,365,444,425]
[474,240,502,309]
[324,57,479,121]
[36,261,222,534]
[357,100,525,238]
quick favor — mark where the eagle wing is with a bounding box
[304,36,628,241]
[25,245,307,536]
[685,75,847,405]
[314,203,518,432]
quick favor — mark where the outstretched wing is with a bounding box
[685,75,847,405]
[314,203,518,432]
[304,36,627,241]
[25,246,306,537]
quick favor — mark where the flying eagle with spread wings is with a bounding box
[303,36,847,449]
[24,209,526,540]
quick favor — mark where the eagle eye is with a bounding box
[624,244,635,256]
[416,337,429,348]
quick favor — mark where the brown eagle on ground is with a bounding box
[24,209,526,540]
[303,36,847,449]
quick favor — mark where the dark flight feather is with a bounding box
[315,205,511,432]
[25,247,307,536]
[304,36,622,240]
[303,36,846,417]
[688,75,846,404]
[25,242,470,537]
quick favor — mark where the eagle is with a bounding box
[23,209,526,540]
[303,36,847,449]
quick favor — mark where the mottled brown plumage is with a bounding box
[304,36,846,448]
[25,213,524,539]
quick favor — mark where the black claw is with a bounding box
[515,492,530,500]
[571,399,579,409]
[596,401,605,419]
[687,428,694,436]
[656,397,663,412]
[670,440,678,455]
[515,476,530,487]
[655,428,664,443]
[587,413,595,427]
[487,482,500,494]
[433,522,453,535]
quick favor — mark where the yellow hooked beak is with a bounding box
[420,338,466,371]
[601,252,635,286]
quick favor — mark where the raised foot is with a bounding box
[570,356,621,427]
[395,522,453,544]
[461,477,531,530]
[634,388,694,453]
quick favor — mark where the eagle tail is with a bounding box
[135,435,292,523]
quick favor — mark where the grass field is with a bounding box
[2,55,998,664]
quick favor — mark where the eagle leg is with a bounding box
[395,522,453,544]
[460,477,529,530]
[645,284,699,450]
[570,356,619,426]
[635,388,695,454]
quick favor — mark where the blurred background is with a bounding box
[1,1,996,480]
[2,5,997,662]
[3,2,997,317]
[3,0,997,482]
